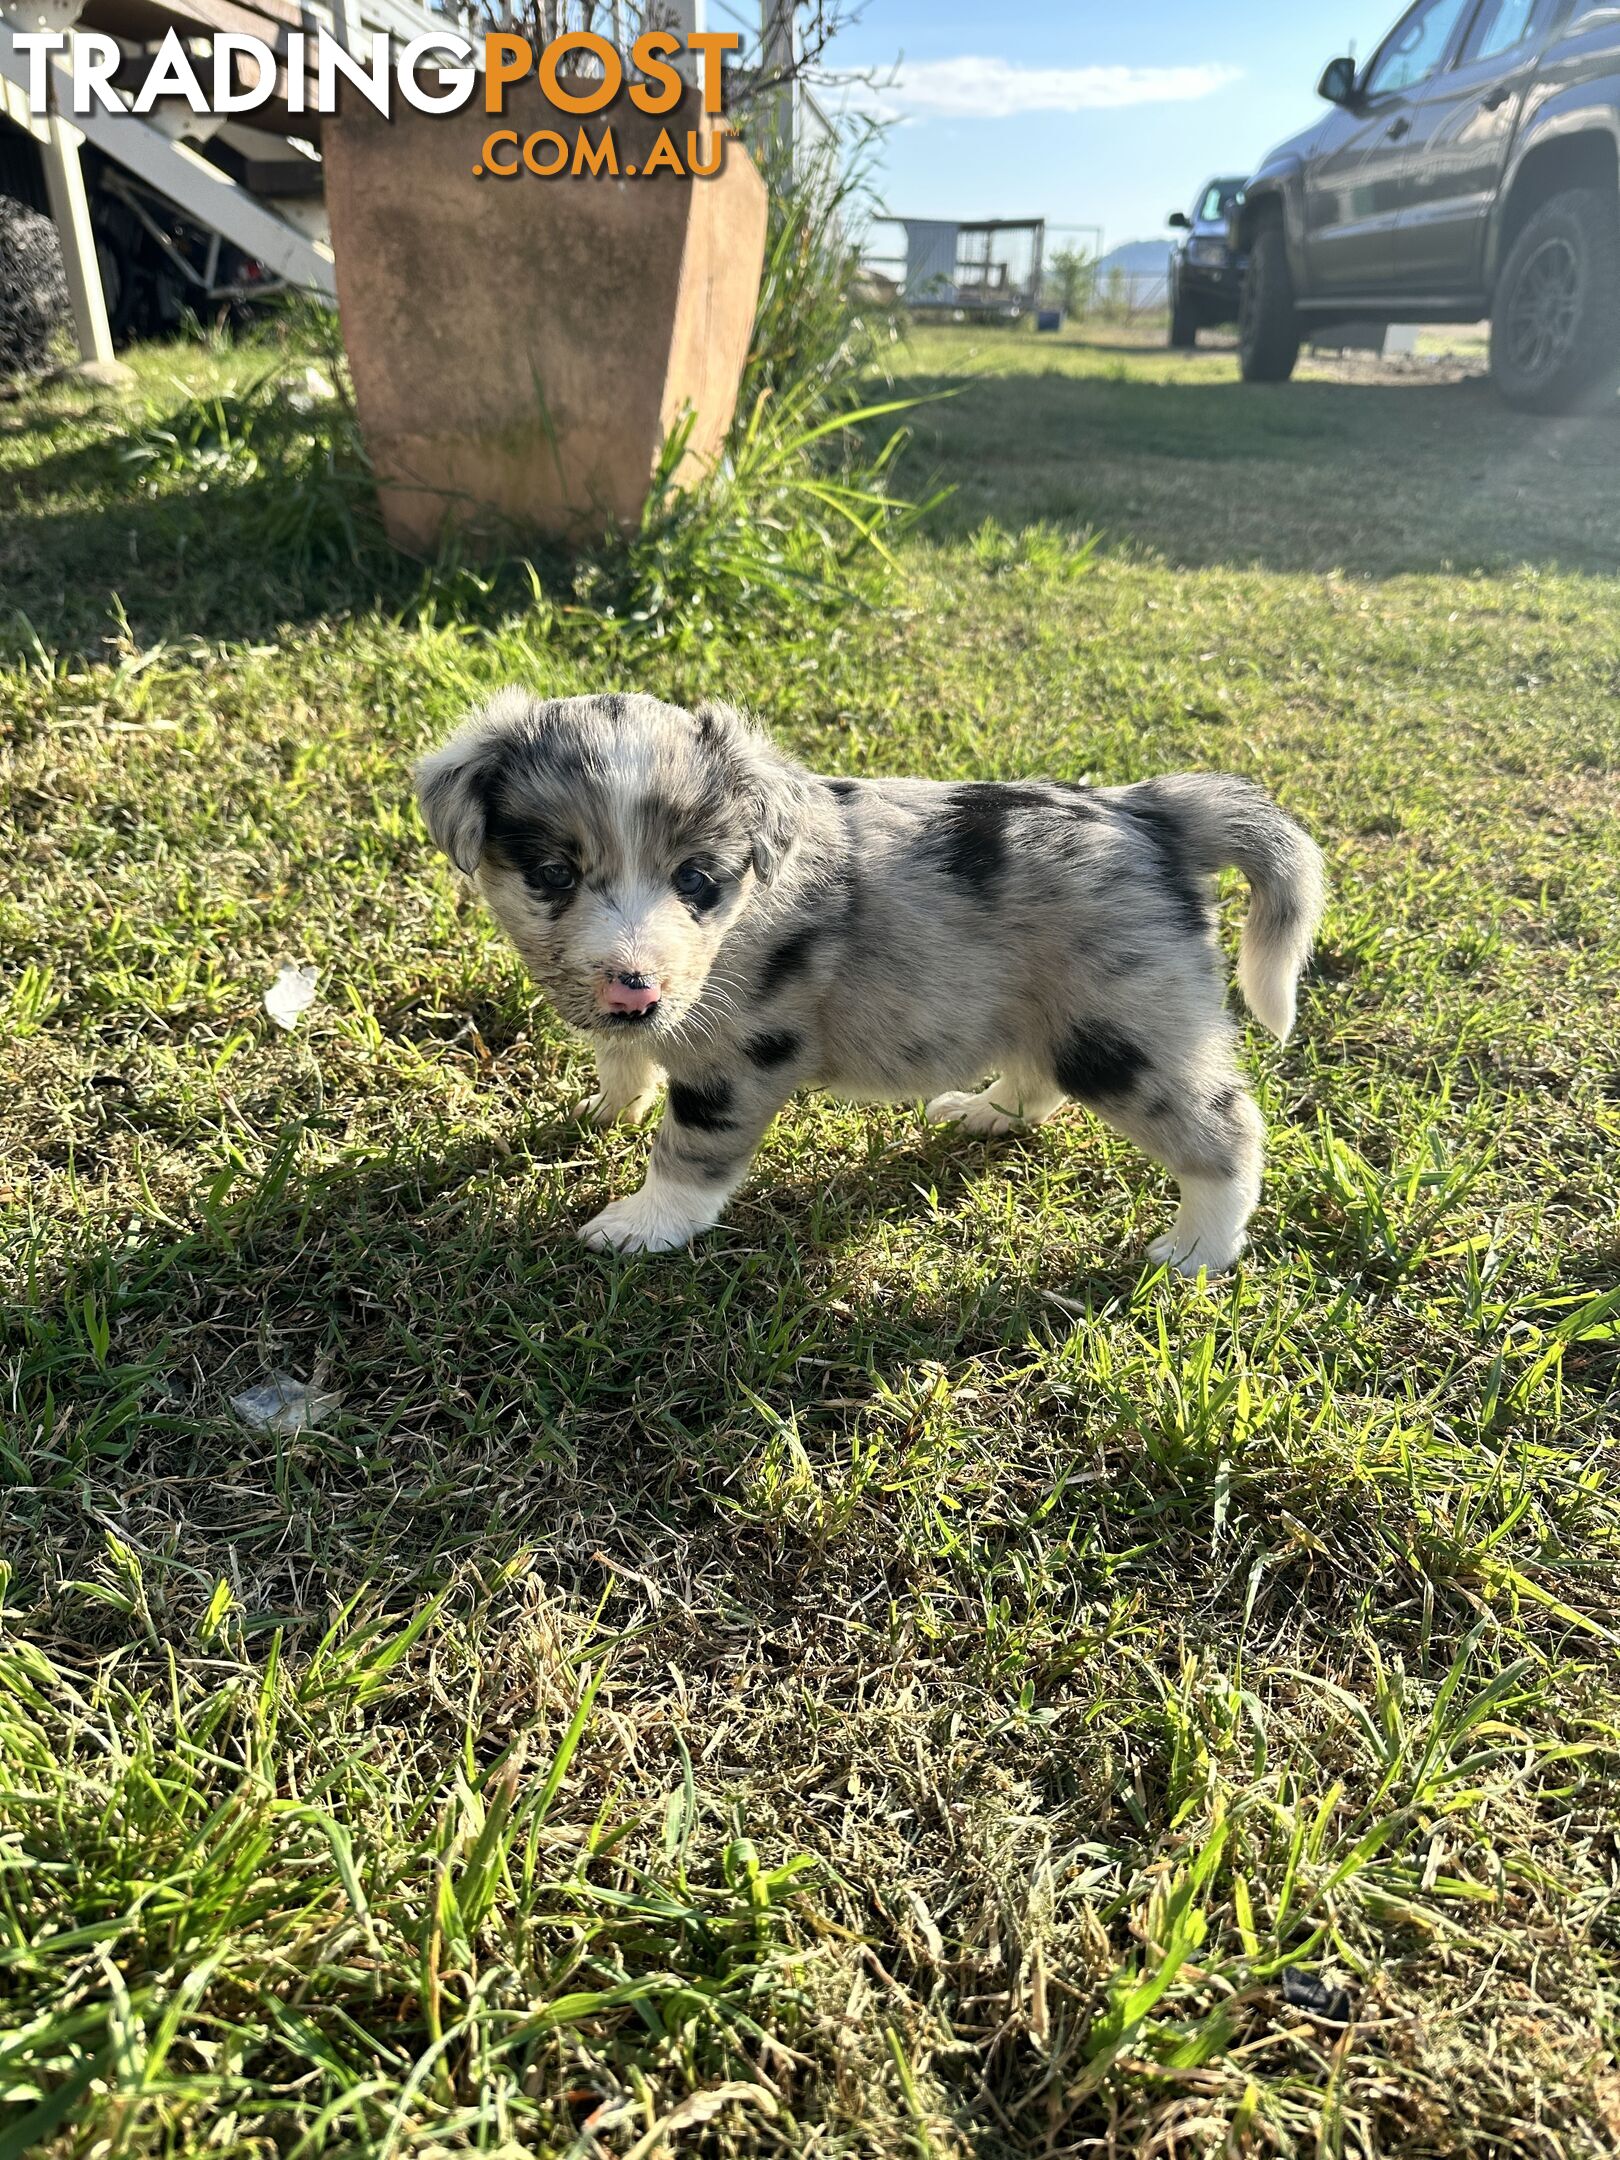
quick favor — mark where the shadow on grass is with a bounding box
[4,488,423,652]
[15,1081,1592,1728]
[0,387,582,655]
[876,364,1620,578]
[3,1110,1144,1616]
[9,353,1620,656]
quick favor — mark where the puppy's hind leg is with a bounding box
[1055,1027,1264,1275]
[575,1035,663,1128]
[1146,1151,1261,1276]
[1135,1081,1264,1276]
[927,1066,1065,1139]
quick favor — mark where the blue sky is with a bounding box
[828,0,1406,251]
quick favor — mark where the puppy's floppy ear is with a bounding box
[694,700,808,885]
[415,728,491,875]
[414,699,520,875]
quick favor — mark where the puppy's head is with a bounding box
[415,690,806,1038]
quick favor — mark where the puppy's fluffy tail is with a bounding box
[1150,774,1326,1040]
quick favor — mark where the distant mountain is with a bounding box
[1096,239,1173,278]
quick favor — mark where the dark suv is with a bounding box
[1167,176,1248,347]
[1233,0,1620,411]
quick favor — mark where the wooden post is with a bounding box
[39,108,118,370]
[756,0,794,160]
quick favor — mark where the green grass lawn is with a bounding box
[2,320,1619,2157]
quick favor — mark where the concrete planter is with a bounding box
[323,79,768,555]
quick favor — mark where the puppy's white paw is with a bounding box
[1146,1172,1256,1277]
[574,1087,660,1129]
[1147,1227,1247,1277]
[580,1187,704,1255]
[926,1089,1020,1138]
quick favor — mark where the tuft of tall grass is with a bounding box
[118,357,378,578]
[0,1582,819,2154]
[583,124,943,641]
[50,136,933,648]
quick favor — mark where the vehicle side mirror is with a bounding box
[1168,211,1193,230]
[1317,55,1358,105]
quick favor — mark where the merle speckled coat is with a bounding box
[415,690,1325,1271]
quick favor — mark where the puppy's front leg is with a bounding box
[580,1070,788,1255]
[575,1035,663,1129]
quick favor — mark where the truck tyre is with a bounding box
[1239,221,1301,382]
[0,194,71,382]
[1490,186,1620,415]
[1169,279,1199,349]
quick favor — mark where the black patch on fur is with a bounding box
[666,1142,738,1181]
[922,782,1071,901]
[1052,779,1101,817]
[1208,1085,1240,1121]
[954,781,1052,812]
[678,868,725,919]
[1054,1027,1150,1102]
[1110,787,1212,937]
[745,1029,800,1070]
[470,746,513,818]
[1144,1093,1175,1120]
[525,876,578,917]
[501,725,589,807]
[668,1076,737,1132]
[923,789,1015,900]
[475,738,599,913]
[481,793,581,915]
[824,778,859,801]
[760,924,822,996]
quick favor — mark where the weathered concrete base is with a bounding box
[73,359,136,389]
[323,82,768,556]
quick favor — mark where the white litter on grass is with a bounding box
[288,365,337,412]
[231,1373,343,1435]
[264,963,318,1030]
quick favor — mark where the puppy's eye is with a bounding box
[673,860,715,900]
[536,862,575,891]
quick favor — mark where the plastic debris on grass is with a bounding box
[231,1373,343,1435]
[264,963,319,1030]
[289,365,337,411]
[1281,1968,1353,2024]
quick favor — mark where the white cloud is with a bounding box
[849,55,1242,123]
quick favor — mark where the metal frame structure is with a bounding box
[1,0,823,370]
[864,214,1046,319]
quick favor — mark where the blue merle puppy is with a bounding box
[415,690,1325,1272]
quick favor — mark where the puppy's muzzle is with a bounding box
[599,970,661,1020]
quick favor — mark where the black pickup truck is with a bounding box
[1232,0,1620,411]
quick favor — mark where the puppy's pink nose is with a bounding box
[602,973,660,1015]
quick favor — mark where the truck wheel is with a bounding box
[1239,223,1301,383]
[1169,283,1199,349]
[1490,187,1620,415]
[0,194,71,382]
